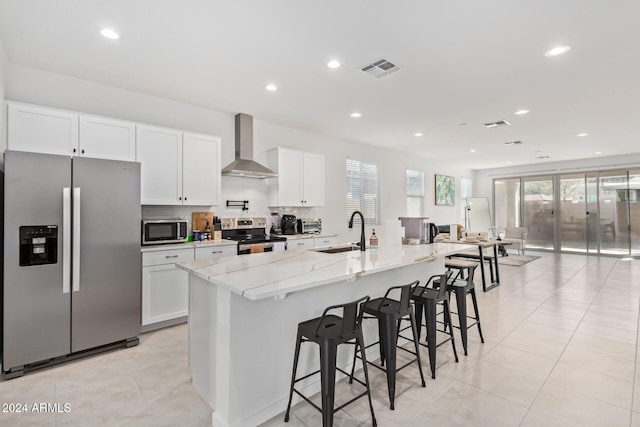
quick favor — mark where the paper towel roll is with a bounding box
[273,242,286,252]
[450,224,459,241]
[383,219,403,246]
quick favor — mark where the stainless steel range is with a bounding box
[221,217,288,255]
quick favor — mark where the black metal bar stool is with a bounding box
[349,280,426,410]
[446,262,484,355]
[409,272,459,379]
[285,295,376,427]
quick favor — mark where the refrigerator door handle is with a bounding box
[63,187,71,294]
[73,187,81,292]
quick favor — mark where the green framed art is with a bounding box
[435,174,455,206]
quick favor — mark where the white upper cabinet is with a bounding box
[7,102,78,156]
[182,132,221,206]
[6,102,136,161]
[268,147,325,207]
[136,125,221,206]
[136,124,183,205]
[79,115,136,161]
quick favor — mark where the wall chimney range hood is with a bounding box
[221,113,278,178]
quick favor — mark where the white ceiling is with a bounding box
[1,0,639,170]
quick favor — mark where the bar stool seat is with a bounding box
[285,295,376,427]
[409,272,459,379]
[446,263,484,355]
[350,280,426,410]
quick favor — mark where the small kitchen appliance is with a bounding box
[398,217,439,244]
[280,214,298,235]
[221,217,288,255]
[141,219,189,245]
[297,218,322,234]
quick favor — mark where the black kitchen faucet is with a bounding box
[348,210,366,251]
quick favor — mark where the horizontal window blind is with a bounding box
[407,170,424,216]
[346,159,380,225]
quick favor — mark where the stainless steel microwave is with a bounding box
[142,219,189,245]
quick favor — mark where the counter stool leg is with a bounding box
[284,332,303,423]
[380,315,398,410]
[319,340,338,427]
[413,300,424,340]
[443,298,459,362]
[470,288,485,343]
[424,300,438,379]
[454,288,469,355]
[409,310,426,387]
[356,328,378,427]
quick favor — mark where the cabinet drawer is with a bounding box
[143,248,194,266]
[195,245,237,260]
[314,236,338,247]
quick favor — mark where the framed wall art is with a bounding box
[435,174,455,206]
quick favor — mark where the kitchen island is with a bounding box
[176,242,471,427]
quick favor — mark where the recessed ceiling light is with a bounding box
[595,151,602,155]
[514,109,530,115]
[470,149,477,153]
[545,45,571,57]
[100,28,119,40]
[577,133,589,137]
[350,112,362,118]
[265,84,278,91]
[506,161,512,164]
[327,60,341,69]
[414,132,423,137]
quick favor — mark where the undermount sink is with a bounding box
[312,244,360,254]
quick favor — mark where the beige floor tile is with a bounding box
[576,320,638,345]
[501,329,567,360]
[429,381,527,426]
[511,319,574,344]
[559,345,635,382]
[461,360,544,408]
[633,412,640,427]
[531,383,630,426]
[547,362,633,409]
[526,311,581,331]
[482,344,556,381]
[569,331,637,361]
[519,410,572,427]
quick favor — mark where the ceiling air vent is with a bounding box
[483,120,511,128]
[505,140,523,145]
[360,58,400,78]
[535,155,550,159]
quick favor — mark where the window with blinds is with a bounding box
[406,169,424,216]
[346,159,380,225]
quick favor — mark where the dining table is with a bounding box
[439,239,511,291]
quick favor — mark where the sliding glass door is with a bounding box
[523,175,554,251]
[494,168,640,257]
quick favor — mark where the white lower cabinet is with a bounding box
[195,245,237,260]
[142,248,194,329]
[314,236,338,247]
[287,237,314,250]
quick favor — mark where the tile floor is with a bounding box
[1,252,639,426]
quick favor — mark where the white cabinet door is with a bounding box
[142,264,189,326]
[182,132,221,206]
[7,103,78,156]
[276,149,304,206]
[287,237,314,250]
[302,152,325,206]
[136,125,183,205]
[268,148,325,207]
[314,236,338,247]
[79,115,136,161]
[195,245,237,260]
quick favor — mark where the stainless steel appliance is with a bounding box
[297,218,322,234]
[280,214,297,235]
[398,217,439,244]
[2,151,141,379]
[141,219,189,245]
[221,217,287,254]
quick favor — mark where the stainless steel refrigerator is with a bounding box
[2,150,141,378]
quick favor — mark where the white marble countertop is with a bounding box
[176,242,472,300]
[141,239,237,253]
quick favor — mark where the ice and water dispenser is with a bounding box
[19,225,58,266]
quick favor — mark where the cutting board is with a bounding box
[192,212,214,232]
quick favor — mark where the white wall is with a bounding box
[0,35,7,154]
[5,63,474,243]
